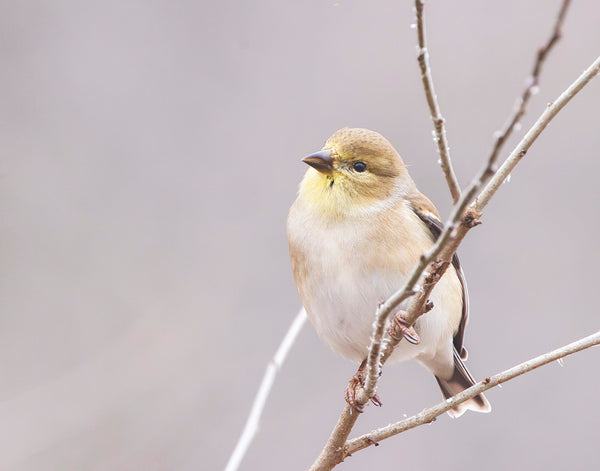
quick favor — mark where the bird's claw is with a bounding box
[344,362,383,412]
[389,310,421,345]
[370,393,382,407]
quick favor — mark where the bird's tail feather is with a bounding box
[435,349,491,418]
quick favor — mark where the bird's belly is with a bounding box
[306,267,454,364]
[307,270,397,362]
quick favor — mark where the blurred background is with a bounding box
[1,0,599,469]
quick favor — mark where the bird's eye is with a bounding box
[353,161,367,173]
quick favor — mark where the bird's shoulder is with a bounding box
[368,191,439,241]
[405,190,442,223]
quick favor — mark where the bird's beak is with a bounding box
[302,149,334,175]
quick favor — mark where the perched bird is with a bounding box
[287,128,490,418]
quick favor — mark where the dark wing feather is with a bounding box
[409,199,469,360]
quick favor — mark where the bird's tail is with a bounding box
[435,349,491,418]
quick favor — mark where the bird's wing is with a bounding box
[408,193,469,360]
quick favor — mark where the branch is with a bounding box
[310,31,599,471]
[347,330,600,454]
[475,54,600,212]
[486,0,571,178]
[224,308,307,471]
[415,0,461,203]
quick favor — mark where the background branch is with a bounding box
[225,308,307,471]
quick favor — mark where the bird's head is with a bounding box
[298,128,414,217]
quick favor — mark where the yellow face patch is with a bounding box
[300,164,394,219]
[298,128,413,219]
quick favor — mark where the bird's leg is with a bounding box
[388,310,421,345]
[344,359,382,412]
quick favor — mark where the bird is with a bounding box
[287,127,490,418]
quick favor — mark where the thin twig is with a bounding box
[347,330,600,454]
[486,0,571,178]
[224,308,307,471]
[475,54,600,212]
[415,0,461,203]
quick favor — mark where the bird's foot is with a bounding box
[344,375,365,412]
[388,310,421,345]
[344,361,382,412]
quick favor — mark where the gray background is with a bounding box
[1,1,599,470]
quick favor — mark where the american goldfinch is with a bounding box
[287,128,490,418]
